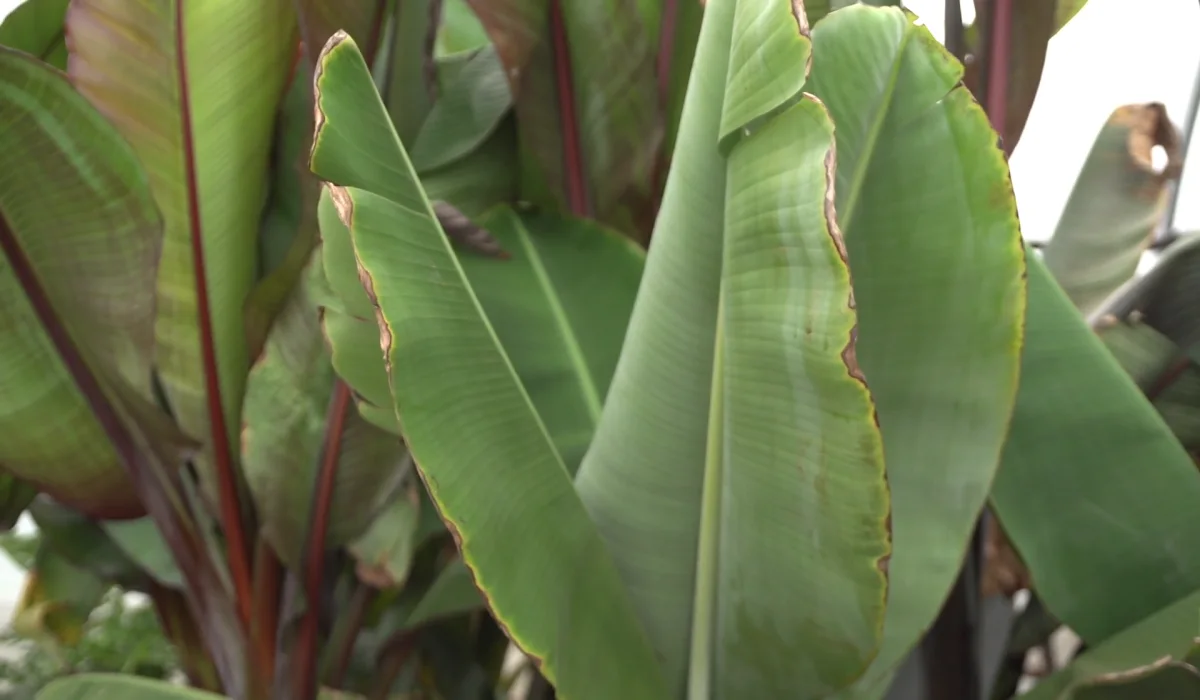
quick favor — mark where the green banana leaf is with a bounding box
[30,499,174,591]
[575,3,1023,697]
[38,674,225,700]
[0,46,162,517]
[1021,588,1200,700]
[241,271,408,567]
[66,0,298,497]
[806,8,1027,694]
[408,44,511,172]
[314,168,644,475]
[0,0,69,68]
[310,31,668,699]
[1042,103,1181,315]
[465,0,660,238]
[991,252,1200,645]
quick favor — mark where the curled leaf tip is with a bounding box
[1113,102,1182,180]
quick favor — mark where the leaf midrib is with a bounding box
[835,23,912,234]
[511,217,603,423]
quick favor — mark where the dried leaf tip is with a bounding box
[327,184,354,228]
[791,0,811,37]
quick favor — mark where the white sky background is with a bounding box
[0,0,1197,591]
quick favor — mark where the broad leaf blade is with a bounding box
[0,0,69,68]
[66,0,297,491]
[578,1,893,696]
[0,47,161,517]
[805,7,1026,693]
[1043,103,1181,315]
[310,32,668,699]
[992,253,1200,645]
[12,541,109,648]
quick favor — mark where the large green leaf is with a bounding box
[0,47,161,517]
[1021,588,1200,700]
[1097,320,1200,448]
[38,674,225,700]
[0,0,69,68]
[242,271,408,566]
[576,3,1024,696]
[465,0,660,237]
[576,0,903,695]
[1042,103,1181,315]
[66,0,297,492]
[805,9,1025,694]
[310,31,668,699]
[991,253,1200,645]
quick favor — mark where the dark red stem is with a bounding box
[986,0,1013,152]
[549,0,589,216]
[295,381,353,699]
[174,0,255,630]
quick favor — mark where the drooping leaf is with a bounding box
[0,46,161,518]
[12,541,109,648]
[38,674,226,700]
[242,268,408,566]
[66,0,298,503]
[349,481,421,589]
[1020,588,1200,700]
[1042,103,1181,315]
[465,0,660,237]
[577,1,904,696]
[804,9,1026,695]
[0,0,69,68]
[991,253,1200,645]
[310,31,668,699]
[408,44,512,172]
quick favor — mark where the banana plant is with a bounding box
[308,1,1026,698]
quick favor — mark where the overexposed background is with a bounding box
[0,0,1198,613]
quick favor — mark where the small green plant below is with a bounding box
[0,533,177,699]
